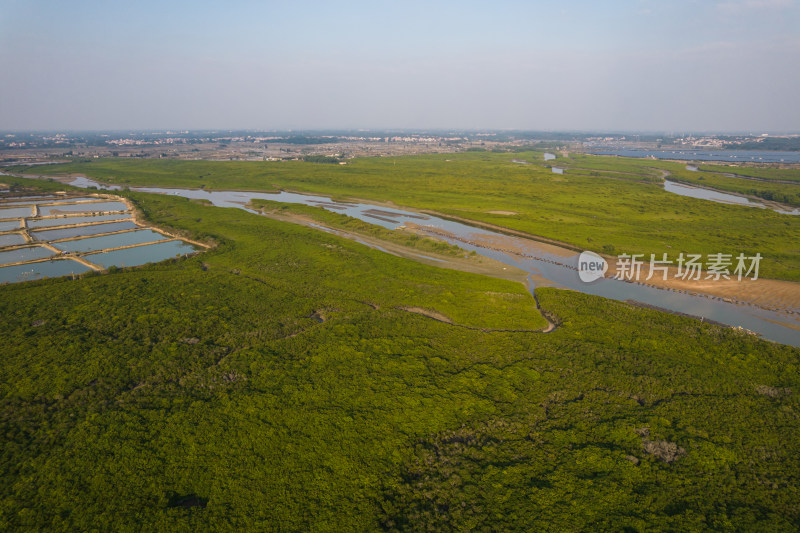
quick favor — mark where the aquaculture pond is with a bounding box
[0,193,201,284]
[26,213,132,228]
[0,206,34,219]
[0,259,92,284]
[0,246,55,264]
[88,240,199,268]
[0,233,26,247]
[38,200,127,216]
[0,220,20,232]
[54,229,168,253]
[32,221,140,241]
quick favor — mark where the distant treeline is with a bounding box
[726,137,800,151]
[302,155,342,164]
[282,136,341,145]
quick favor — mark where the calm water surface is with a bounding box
[32,221,139,241]
[0,259,92,284]
[0,234,26,247]
[39,201,127,215]
[0,246,54,264]
[664,180,800,215]
[54,229,167,253]
[27,213,132,228]
[1,196,61,205]
[0,220,21,231]
[88,240,197,268]
[0,206,33,219]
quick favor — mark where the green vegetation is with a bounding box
[665,166,800,208]
[251,199,467,258]
[733,137,800,151]
[0,174,79,194]
[302,155,342,164]
[698,164,800,182]
[11,152,800,280]
[2,187,798,531]
[551,153,800,206]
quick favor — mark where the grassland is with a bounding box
[699,163,800,182]
[2,185,799,531]
[251,198,469,259]
[11,152,800,281]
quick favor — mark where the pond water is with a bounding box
[552,167,564,174]
[54,229,167,253]
[1,195,61,201]
[0,220,20,232]
[0,196,61,205]
[0,206,33,219]
[544,153,557,161]
[0,259,92,284]
[32,221,139,241]
[27,213,132,228]
[39,201,127,216]
[664,180,800,215]
[0,186,200,283]
[66,177,800,346]
[0,233,26,247]
[87,240,198,268]
[38,197,104,205]
[0,246,55,265]
[588,149,800,164]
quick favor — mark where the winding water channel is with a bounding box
[58,176,800,347]
[664,180,800,215]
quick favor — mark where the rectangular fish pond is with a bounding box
[0,193,203,284]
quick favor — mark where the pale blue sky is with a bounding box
[1,0,798,131]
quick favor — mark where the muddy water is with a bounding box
[65,177,800,346]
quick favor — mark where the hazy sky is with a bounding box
[1,0,798,132]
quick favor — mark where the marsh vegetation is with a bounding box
[1,161,798,531]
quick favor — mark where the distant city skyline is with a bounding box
[1,0,799,132]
